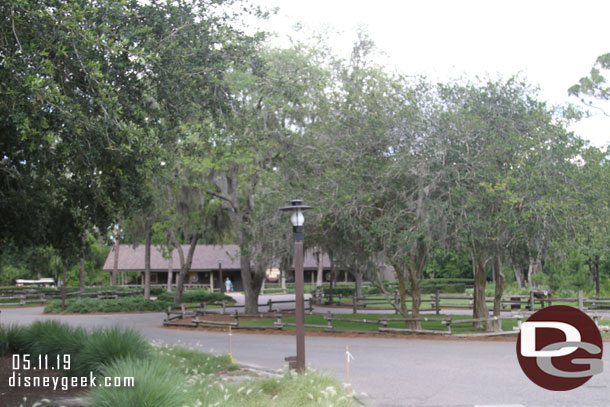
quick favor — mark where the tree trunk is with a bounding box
[241,248,264,314]
[527,256,542,289]
[143,226,152,299]
[395,267,409,316]
[243,280,263,314]
[61,261,67,313]
[407,263,422,330]
[79,229,86,292]
[174,233,200,304]
[315,249,324,286]
[111,227,120,286]
[489,255,505,332]
[328,256,336,304]
[353,269,363,299]
[513,265,524,288]
[472,249,489,329]
[592,255,600,296]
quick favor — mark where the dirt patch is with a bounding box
[0,356,88,407]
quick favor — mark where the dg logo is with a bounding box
[516,305,604,391]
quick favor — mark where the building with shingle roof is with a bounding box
[102,244,334,291]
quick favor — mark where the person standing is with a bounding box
[225,277,233,292]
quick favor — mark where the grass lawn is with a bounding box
[237,313,520,334]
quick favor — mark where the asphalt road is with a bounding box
[1,303,609,407]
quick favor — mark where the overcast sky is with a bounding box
[249,0,609,147]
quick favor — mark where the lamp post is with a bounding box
[280,199,312,372]
[218,259,223,293]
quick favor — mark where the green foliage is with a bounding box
[155,344,236,374]
[43,289,233,313]
[66,232,111,286]
[73,326,152,377]
[536,249,595,297]
[157,290,233,304]
[1,321,152,380]
[43,297,171,313]
[420,282,465,294]
[0,324,28,356]
[21,321,87,363]
[150,286,166,296]
[425,250,472,279]
[87,357,192,407]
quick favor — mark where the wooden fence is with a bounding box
[163,297,314,329]
[313,288,610,315]
[0,289,143,306]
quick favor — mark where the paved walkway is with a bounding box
[1,302,609,406]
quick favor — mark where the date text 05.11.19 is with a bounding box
[12,354,71,371]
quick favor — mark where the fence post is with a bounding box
[578,290,584,310]
[326,311,333,330]
[268,299,273,313]
[221,300,226,315]
[308,298,313,313]
[352,292,357,314]
[276,312,283,329]
[529,291,534,311]
[435,289,440,315]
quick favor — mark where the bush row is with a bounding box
[0,286,143,293]
[43,289,233,313]
[44,297,170,313]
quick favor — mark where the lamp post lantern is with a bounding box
[280,199,312,372]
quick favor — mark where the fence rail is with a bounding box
[312,288,610,315]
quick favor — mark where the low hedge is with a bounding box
[43,289,233,313]
[420,283,465,294]
[157,290,233,304]
[322,279,469,297]
[44,297,171,313]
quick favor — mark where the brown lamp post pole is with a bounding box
[280,199,312,372]
[218,259,224,293]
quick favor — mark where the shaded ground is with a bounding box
[0,357,87,407]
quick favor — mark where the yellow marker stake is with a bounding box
[228,326,235,364]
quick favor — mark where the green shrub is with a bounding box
[0,324,28,356]
[149,286,166,296]
[43,297,173,313]
[73,326,152,377]
[157,290,233,304]
[22,321,86,362]
[87,357,192,407]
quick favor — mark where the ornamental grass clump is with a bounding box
[72,326,152,377]
[87,357,192,407]
[22,320,86,361]
[0,324,28,356]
